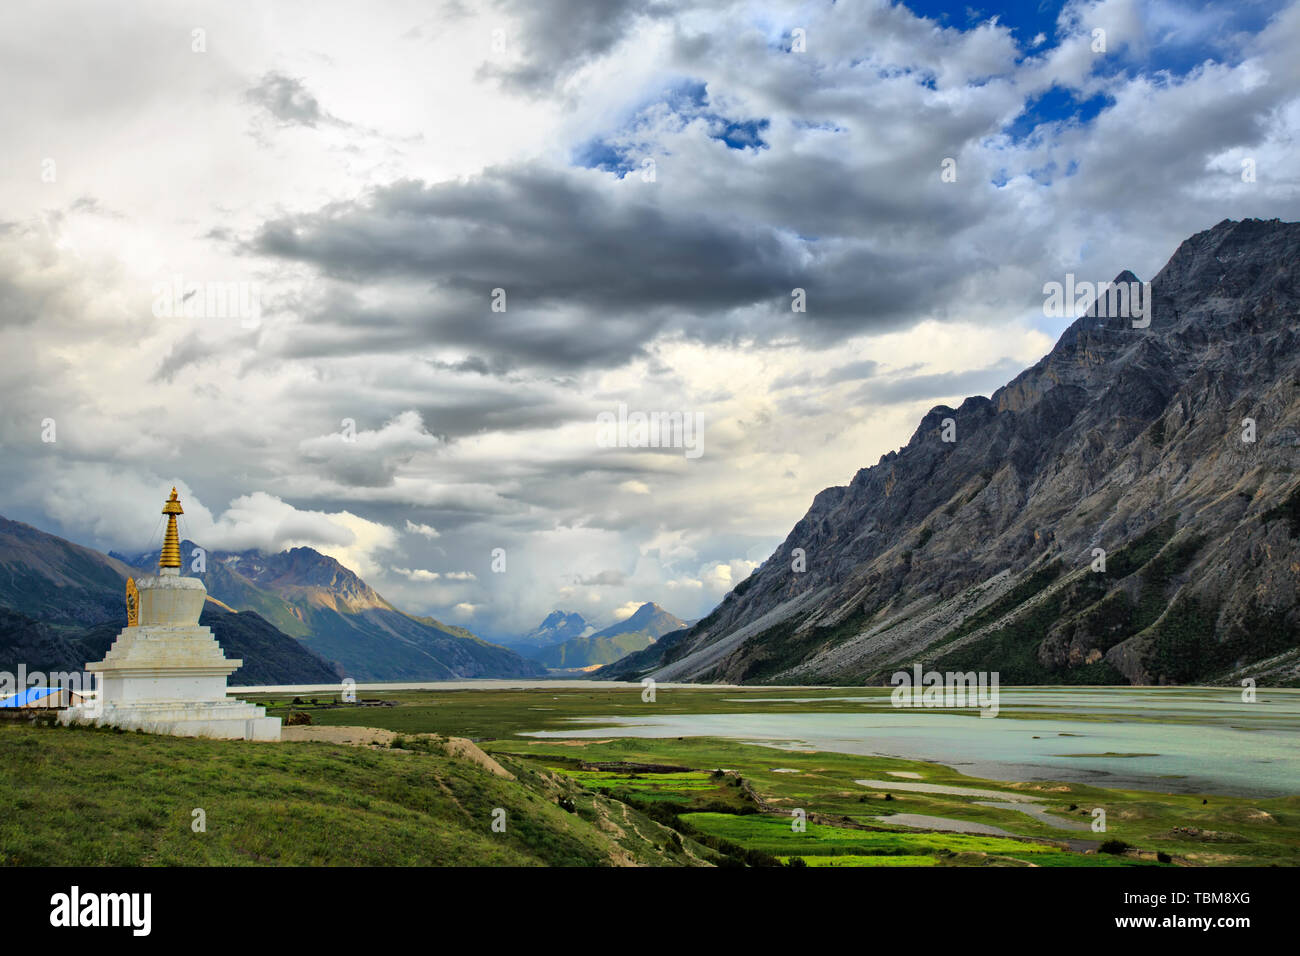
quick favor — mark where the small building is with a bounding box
[0,686,87,710]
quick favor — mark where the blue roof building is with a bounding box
[0,686,82,708]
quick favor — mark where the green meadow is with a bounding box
[679,812,1092,864]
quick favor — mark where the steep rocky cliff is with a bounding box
[602,218,1300,686]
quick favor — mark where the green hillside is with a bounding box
[0,517,135,627]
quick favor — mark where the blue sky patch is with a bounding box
[898,0,1067,47]
[715,117,770,150]
[1004,86,1112,142]
[572,139,640,177]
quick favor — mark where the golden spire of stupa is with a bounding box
[159,487,183,570]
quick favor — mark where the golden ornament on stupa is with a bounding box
[159,487,184,570]
[125,577,139,626]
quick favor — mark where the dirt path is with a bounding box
[281,725,396,745]
[281,726,515,779]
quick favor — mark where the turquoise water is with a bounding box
[523,687,1300,797]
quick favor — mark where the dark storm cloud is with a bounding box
[479,0,675,92]
[410,391,589,438]
[309,386,584,445]
[246,164,981,371]
[251,168,799,301]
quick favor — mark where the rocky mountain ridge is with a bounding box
[601,218,1300,686]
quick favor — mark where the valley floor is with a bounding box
[2,684,1295,866]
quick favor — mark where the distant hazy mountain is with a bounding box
[506,610,594,649]
[601,219,1300,686]
[530,603,688,670]
[121,542,544,681]
[0,517,339,685]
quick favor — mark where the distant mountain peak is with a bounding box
[616,602,666,625]
[511,610,593,648]
[589,603,686,641]
[541,609,585,626]
[525,602,689,671]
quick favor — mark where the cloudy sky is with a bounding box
[1,0,1297,639]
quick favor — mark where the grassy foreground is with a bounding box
[0,722,711,866]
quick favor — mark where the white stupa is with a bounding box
[60,488,280,741]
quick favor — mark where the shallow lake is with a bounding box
[522,687,1300,797]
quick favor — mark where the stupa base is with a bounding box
[60,699,281,741]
